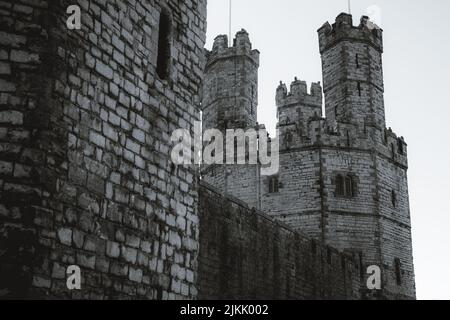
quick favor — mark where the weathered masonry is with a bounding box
[0,0,415,300]
[197,181,361,300]
[0,0,206,299]
[202,14,415,299]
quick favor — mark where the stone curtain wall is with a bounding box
[198,181,361,300]
[0,0,207,299]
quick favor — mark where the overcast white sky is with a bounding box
[205,0,450,300]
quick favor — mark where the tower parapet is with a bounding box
[207,30,260,70]
[318,13,383,54]
[202,29,260,131]
[276,78,323,150]
[276,78,322,109]
[318,13,386,132]
[201,30,261,209]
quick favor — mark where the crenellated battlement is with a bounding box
[201,13,414,300]
[278,113,408,167]
[318,13,383,54]
[206,29,260,69]
[276,78,322,109]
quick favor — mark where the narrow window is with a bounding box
[391,143,395,159]
[394,258,402,286]
[391,190,397,208]
[359,252,364,279]
[335,175,345,197]
[357,82,362,97]
[156,10,171,80]
[345,175,354,197]
[397,138,404,155]
[356,54,360,68]
[269,176,279,193]
[346,130,350,147]
[311,240,317,254]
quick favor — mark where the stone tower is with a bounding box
[201,30,262,209]
[260,79,325,239]
[319,13,385,133]
[0,0,207,299]
[317,13,415,299]
[202,30,259,131]
[261,13,415,299]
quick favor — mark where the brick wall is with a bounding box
[198,181,361,300]
[0,0,206,299]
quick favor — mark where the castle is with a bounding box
[0,0,415,300]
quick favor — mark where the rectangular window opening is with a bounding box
[156,11,172,80]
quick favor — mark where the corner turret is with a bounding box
[202,29,260,131]
[318,13,386,132]
[276,78,323,150]
[318,13,383,54]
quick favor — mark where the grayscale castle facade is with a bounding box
[0,0,414,300]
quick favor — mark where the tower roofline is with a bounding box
[276,78,322,108]
[206,29,260,69]
[318,13,383,53]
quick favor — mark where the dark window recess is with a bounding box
[311,240,317,254]
[359,252,364,279]
[346,130,350,147]
[356,54,360,68]
[341,256,346,271]
[156,11,171,80]
[394,258,402,286]
[269,176,279,193]
[327,248,332,264]
[397,138,404,155]
[336,174,356,198]
[391,190,397,208]
[391,143,395,159]
[345,175,354,197]
[335,174,345,196]
[357,82,362,96]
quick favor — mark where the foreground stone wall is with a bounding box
[198,181,361,300]
[0,0,206,299]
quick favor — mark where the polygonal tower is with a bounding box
[201,30,262,210]
[202,30,260,132]
[261,13,415,300]
[260,79,325,240]
[317,13,415,299]
[276,79,323,150]
[318,13,385,134]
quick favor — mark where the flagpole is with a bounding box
[348,0,352,14]
[229,0,232,45]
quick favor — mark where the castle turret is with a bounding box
[262,13,415,300]
[318,13,385,132]
[317,14,415,299]
[201,30,261,210]
[276,78,323,150]
[202,30,260,132]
